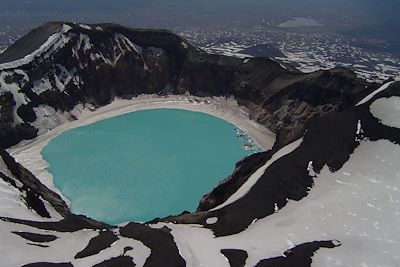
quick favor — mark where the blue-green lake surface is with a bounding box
[43,108,260,224]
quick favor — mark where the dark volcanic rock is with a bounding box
[239,43,285,58]
[0,22,63,64]
[0,148,69,217]
[256,240,340,267]
[22,186,51,218]
[166,109,360,237]
[22,263,73,267]
[1,214,112,233]
[12,231,58,243]
[120,222,186,267]
[163,81,400,238]
[221,249,248,267]
[75,230,119,259]
[356,82,400,145]
[93,256,136,267]
[197,151,272,212]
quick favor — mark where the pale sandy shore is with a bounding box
[8,94,276,199]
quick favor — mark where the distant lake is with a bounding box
[42,109,261,224]
[279,18,323,28]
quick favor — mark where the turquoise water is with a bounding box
[43,108,260,224]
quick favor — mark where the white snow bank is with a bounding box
[206,217,218,224]
[79,24,92,30]
[114,33,139,54]
[370,96,400,129]
[356,81,395,106]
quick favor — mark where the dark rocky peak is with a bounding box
[0,22,191,66]
[0,22,64,64]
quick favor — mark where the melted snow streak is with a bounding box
[356,81,394,106]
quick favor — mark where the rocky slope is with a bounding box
[0,22,398,267]
[0,22,375,149]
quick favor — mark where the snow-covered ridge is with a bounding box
[0,25,148,125]
[0,23,143,72]
[0,24,72,71]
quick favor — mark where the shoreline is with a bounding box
[8,94,276,203]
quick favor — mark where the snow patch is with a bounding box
[356,120,362,135]
[31,105,71,135]
[62,24,72,32]
[307,161,317,177]
[79,24,92,30]
[274,203,279,213]
[181,42,188,49]
[206,217,218,224]
[370,97,400,129]
[202,41,253,58]
[32,77,52,95]
[114,33,140,54]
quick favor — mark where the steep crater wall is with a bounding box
[0,22,379,218]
